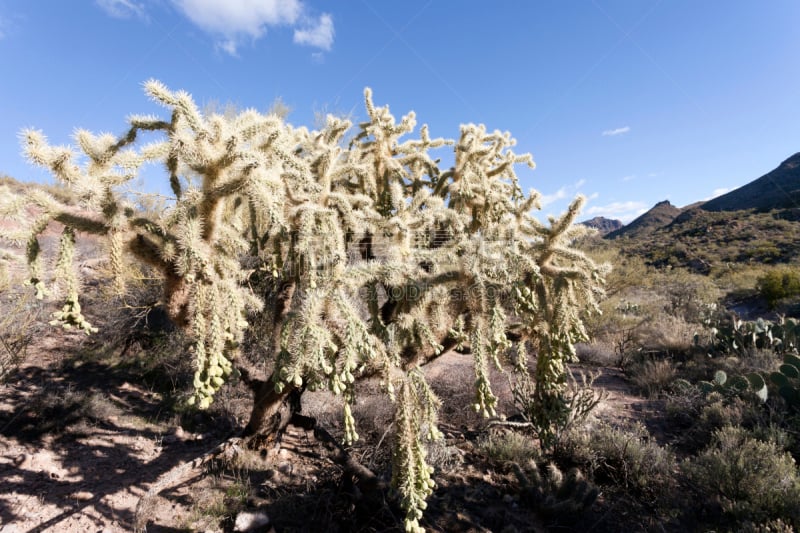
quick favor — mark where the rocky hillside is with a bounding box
[702,153,800,212]
[579,216,623,236]
[603,154,800,272]
[606,200,683,240]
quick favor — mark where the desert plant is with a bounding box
[628,358,676,398]
[683,425,800,528]
[706,317,798,358]
[0,82,606,531]
[0,252,43,380]
[558,422,677,506]
[512,461,599,523]
[479,430,540,465]
[770,353,800,412]
[510,369,606,451]
[697,369,769,403]
[758,268,800,308]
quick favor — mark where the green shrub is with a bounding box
[758,268,800,308]
[683,426,800,528]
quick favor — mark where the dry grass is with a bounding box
[479,430,539,464]
[628,359,676,398]
[0,263,45,381]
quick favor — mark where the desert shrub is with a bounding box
[758,268,800,308]
[511,369,605,451]
[667,380,775,454]
[0,256,44,380]
[512,461,599,524]
[479,430,539,465]
[683,425,800,528]
[637,312,700,354]
[588,248,649,299]
[586,296,647,368]
[77,266,198,400]
[628,358,676,398]
[557,422,677,506]
[690,394,745,447]
[424,439,462,471]
[587,261,720,371]
[746,241,783,263]
[574,341,616,367]
[713,263,769,293]
[656,267,720,324]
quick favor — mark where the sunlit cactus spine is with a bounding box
[0,81,606,531]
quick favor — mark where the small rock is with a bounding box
[13,454,29,467]
[72,491,94,501]
[163,426,188,444]
[502,494,514,504]
[233,510,271,532]
[277,463,293,475]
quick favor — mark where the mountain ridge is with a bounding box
[701,152,800,212]
[599,152,800,271]
[579,216,623,236]
[607,152,800,241]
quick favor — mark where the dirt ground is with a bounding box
[0,326,662,533]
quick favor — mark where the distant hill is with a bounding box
[606,200,682,240]
[579,216,623,235]
[599,153,800,272]
[702,153,800,212]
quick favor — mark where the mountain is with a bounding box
[579,216,623,235]
[606,200,682,240]
[598,153,800,271]
[702,153,800,212]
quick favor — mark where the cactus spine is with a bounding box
[1,82,605,531]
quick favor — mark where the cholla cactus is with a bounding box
[1,81,606,530]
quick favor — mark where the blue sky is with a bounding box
[1,1,799,222]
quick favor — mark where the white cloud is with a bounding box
[585,200,648,223]
[540,186,568,207]
[293,13,334,51]
[170,0,334,55]
[96,0,147,19]
[622,174,636,182]
[216,39,237,56]
[540,179,586,207]
[602,126,630,137]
